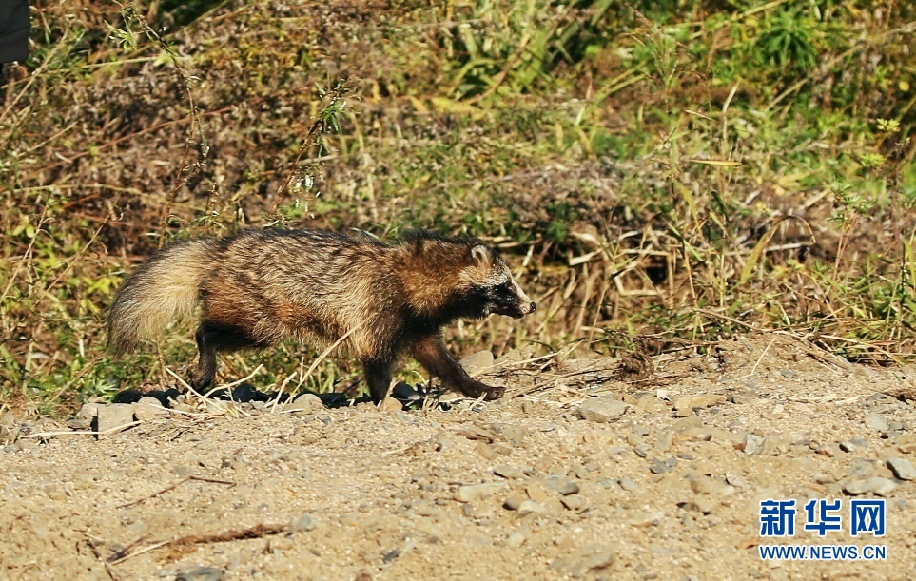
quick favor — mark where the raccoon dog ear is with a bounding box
[470,244,489,264]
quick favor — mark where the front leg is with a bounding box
[409,335,503,400]
[362,358,394,404]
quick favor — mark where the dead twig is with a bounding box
[107,523,287,566]
[117,475,236,510]
[23,420,144,439]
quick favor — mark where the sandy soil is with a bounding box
[1,335,915,581]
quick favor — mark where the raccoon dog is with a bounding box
[107,229,536,402]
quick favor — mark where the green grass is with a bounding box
[1,0,915,413]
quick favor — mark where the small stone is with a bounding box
[476,442,498,460]
[517,500,547,515]
[488,423,527,447]
[290,514,317,533]
[743,435,766,456]
[843,477,896,496]
[544,476,580,495]
[494,465,525,479]
[689,475,734,496]
[549,544,615,575]
[680,497,719,514]
[725,473,748,489]
[459,351,495,375]
[455,482,508,503]
[503,494,526,511]
[15,440,39,452]
[95,404,136,435]
[285,394,324,414]
[672,395,726,413]
[618,478,642,493]
[654,430,673,452]
[729,391,754,404]
[134,397,167,421]
[887,458,916,481]
[633,444,650,458]
[631,424,650,437]
[560,494,586,511]
[67,418,92,431]
[505,531,527,547]
[436,434,457,452]
[379,397,402,412]
[865,412,889,434]
[176,567,224,581]
[839,440,857,453]
[576,397,630,423]
[77,403,99,419]
[171,465,195,477]
[649,459,671,474]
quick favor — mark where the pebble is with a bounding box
[679,497,719,514]
[175,567,224,581]
[517,500,547,515]
[843,477,896,496]
[290,514,317,532]
[549,544,615,575]
[743,435,766,456]
[459,350,495,374]
[16,440,39,452]
[95,404,136,434]
[689,475,734,496]
[77,403,99,419]
[649,459,672,475]
[503,494,526,511]
[134,397,167,421]
[488,423,527,447]
[505,531,527,547]
[725,473,748,489]
[455,482,508,503]
[631,424,650,437]
[560,494,586,511]
[543,475,580,495]
[285,394,324,415]
[672,395,726,415]
[654,430,673,452]
[618,478,642,493]
[493,465,525,479]
[379,397,403,412]
[838,440,858,453]
[887,458,916,481]
[865,412,889,434]
[66,418,92,431]
[576,397,630,423]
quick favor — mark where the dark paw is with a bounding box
[459,380,504,400]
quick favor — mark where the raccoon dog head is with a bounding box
[462,244,536,320]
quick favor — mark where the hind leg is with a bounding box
[192,320,263,390]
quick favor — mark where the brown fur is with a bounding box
[107,229,535,402]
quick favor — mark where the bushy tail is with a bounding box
[107,239,218,354]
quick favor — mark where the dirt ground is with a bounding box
[1,335,915,581]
